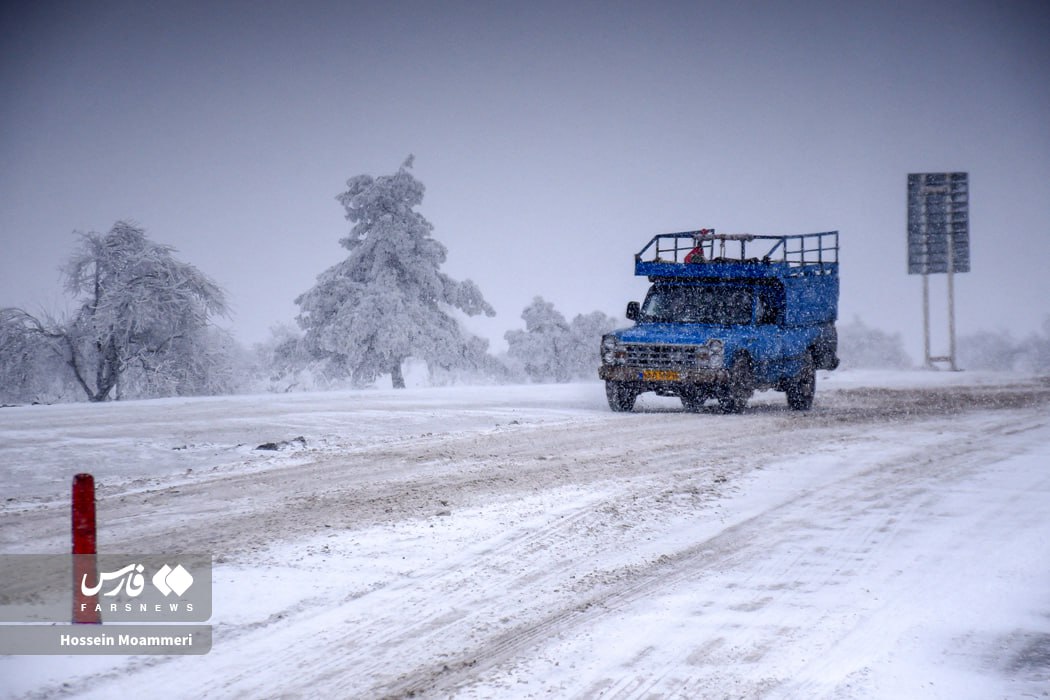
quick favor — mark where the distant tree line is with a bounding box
[836,317,913,369]
[956,320,1050,372]
[5,161,1049,404]
[0,160,613,403]
[835,316,1050,372]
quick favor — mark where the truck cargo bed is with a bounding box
[634,230,838,281]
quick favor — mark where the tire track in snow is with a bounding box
[449,410,1050,699]
[5,380,1050,699]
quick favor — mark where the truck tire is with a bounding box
[606,381,637,412]
[786,351,816,410]
[718,355,753,414]
[681,394,707,412]
[814,325,839,370]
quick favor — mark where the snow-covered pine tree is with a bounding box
[295,157,495,388]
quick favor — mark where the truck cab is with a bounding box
[599,230,839,413]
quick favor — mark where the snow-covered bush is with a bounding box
[0,309,79,404]
[958,330,1023,371]
[1013,317,1050,373]
[504,298,617,382]
[837,317,913,369]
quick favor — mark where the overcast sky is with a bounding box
[3,1,1049,360]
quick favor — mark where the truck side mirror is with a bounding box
[626,301,640,321]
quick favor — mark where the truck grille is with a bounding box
[624,343,699,368]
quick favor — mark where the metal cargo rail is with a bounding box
[635,230,838,280]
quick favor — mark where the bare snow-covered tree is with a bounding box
[3,221,228,402]
[296,157,495,388]
[119,326,245,398]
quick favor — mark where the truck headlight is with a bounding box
[697,339,725,369]
[601,335,625,365]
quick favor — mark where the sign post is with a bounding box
[907,172,969,370]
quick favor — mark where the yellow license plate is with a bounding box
[642,369,680,381]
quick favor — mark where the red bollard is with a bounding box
[72,473,101,624]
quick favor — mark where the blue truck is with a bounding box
[599,229,839,413]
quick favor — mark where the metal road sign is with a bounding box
[907,172,970,275]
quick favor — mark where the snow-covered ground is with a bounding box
[2,370,1049,698]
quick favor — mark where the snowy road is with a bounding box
[2,372,1050,698]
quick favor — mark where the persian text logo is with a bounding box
[81,563,194,598]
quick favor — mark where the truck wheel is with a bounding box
[786,351,816,410]
[606,381,637,412]
[718,355,753,414]
[814,324,840,370]
[681,395,706,412]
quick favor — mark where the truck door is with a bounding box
[751,289,783,384]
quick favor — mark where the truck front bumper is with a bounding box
[598,366,730,384]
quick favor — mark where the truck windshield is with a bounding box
[640,285,753,325]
